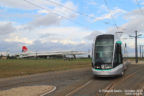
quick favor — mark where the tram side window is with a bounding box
[114,43,123,66]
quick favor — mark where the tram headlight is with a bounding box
[105,65,112,69]
[95,66,100,69]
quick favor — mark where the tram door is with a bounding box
[114,43,123,67]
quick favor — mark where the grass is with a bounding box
[0,59,91,78]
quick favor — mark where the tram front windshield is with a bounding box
[95,36,114,64]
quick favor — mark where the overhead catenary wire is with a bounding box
[103,0,119,32]
[45,0,111,25]
[23,0,90,29]
[45,0,92,18]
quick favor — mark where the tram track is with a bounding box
[104,71,137,96]
[103,65,144,96]
[65,79,93,96]
[63,64,143,96]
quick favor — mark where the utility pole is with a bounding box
[140,45,141,58]
[129,30,142,63]
[140,45,144,58]
[142,46,144,58]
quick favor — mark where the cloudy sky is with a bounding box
[0,0,144,56]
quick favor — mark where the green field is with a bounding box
[0,59,91,78]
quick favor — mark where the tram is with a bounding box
[92,34,128,77]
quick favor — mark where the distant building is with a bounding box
[1,56,7,59]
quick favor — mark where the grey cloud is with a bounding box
[116,9,144,35]
[85,30,103,40]
[85,8,144,41]
[105,8,144,36]
[0,22,16,35]
[0,1,77,29]
[0,0,53,10]
[0,41,23,53]
[0,12,37,20]
[40,33,57,38]
[28,14,61,28]
[125,9,144,18]
[28,40,90,52]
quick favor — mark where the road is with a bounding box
[0,64,144,96]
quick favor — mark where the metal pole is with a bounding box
[140,45,141,58]
[135,30,138,63]
[129,30,142,63]
[141,45,143,58]
[142,46,144,58]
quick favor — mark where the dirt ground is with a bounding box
[0,85,55,96]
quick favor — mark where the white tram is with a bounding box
[92,34,128,77]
